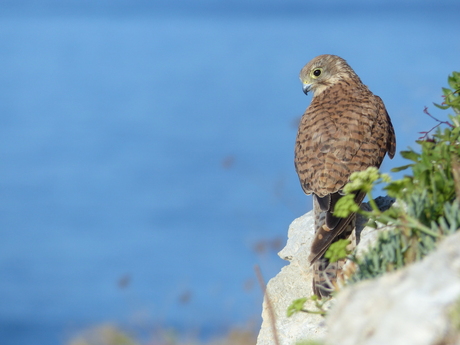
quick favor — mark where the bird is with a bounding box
[294,54,396,298]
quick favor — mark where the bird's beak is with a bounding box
[302,82,312,95]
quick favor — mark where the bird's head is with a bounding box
[299,54,359,96]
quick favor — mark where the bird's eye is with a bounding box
[312,68,322,78]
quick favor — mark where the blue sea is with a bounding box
[0,1,459,344]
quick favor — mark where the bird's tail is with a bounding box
[311,197,356,298]
[312,255,350,298]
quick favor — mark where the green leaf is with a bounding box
[334,194,359,218]
[324,239,351,263]
[442,87,452,95]
[434,102,450,110]
[400,150,420,162]
[391,164,413,172]
[287,298,308,317]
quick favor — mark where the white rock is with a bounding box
[256,196,395,345]
[326,230,460,345]
[256,211,326,345]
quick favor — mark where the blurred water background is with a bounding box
[0,1,459,344]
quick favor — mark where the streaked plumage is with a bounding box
[294,54,396,297]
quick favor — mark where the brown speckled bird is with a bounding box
[294,54,396,298]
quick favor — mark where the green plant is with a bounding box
[286,295,329,317]
[434,71,460,114]
[323,239,352,263]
